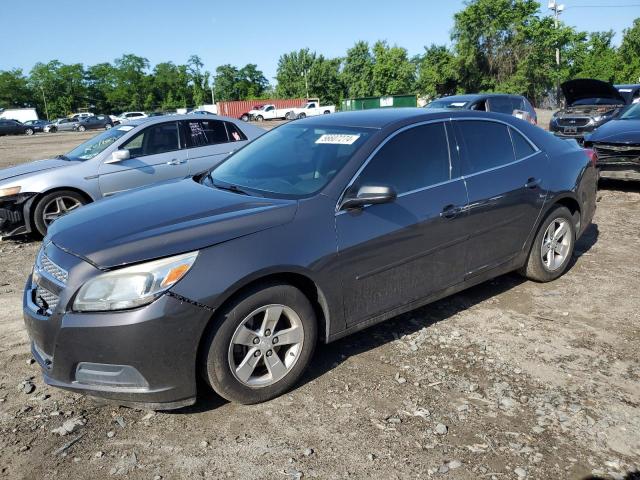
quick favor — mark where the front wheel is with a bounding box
[323,110,330,115]
[297,112,306,119]
[518,205,576,282]
[48,127,57,133]
[77,125,86,132]
[32,190,87,237]
[255,115,264,122]
[105,123,113,130]
[202,283,317,404]
[24,128,34,136]
[240,114,249,122]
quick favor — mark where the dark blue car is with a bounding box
[23,109,598,408]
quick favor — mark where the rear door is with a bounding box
[336,121,469,326]
[98,121,188,196]
[452,119,548,278]
[182,119,238,174]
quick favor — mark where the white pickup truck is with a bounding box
[249,105,295,122]
[289,101,336,119]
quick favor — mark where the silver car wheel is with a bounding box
[41,196,82,225]
[228,304,304,388]
[105,123,112,130]
[541,218,571,271]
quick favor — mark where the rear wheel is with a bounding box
[48,127,57,133]
[518,205,576,282]
[297,112,306,119]
[32,190,87,237]
[241,114,249,122]
[202,283,317,404]
[77,125,86,132]
[105,123,113,130]
[323,110,330,115]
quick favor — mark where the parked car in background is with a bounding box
[289,100,336,119]
[616,84,640,105]
[426,94,538,124]
[71,113,94,121]
[44,118,79,133]
[0,108,38,123]
[240,105,264,122]
[21,109,597,408]
[117,111,148,124]
[23,120,51,133]
[0,115,265,238]
[76,114,113,131]
[0,119,36,136]
[248,104,293,122]
[584,101,640,181]
[192,110,216,116]
[549,79,630,142]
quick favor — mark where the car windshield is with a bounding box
[207,123,373,198]
[426,99,469,109]
[572,98,624,106]
[620,103,640,120]
[65,125,134,161]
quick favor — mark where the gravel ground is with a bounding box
[0,128,639,480]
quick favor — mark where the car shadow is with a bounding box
[177,271,528,414]
[599,178,640,193]
[584,473,640,480]
[573,222,599,261]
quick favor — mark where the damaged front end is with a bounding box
[549,105,622,141]
[0,193,37,238]
[590,143,640,181]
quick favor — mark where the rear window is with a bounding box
[455,121,515,174]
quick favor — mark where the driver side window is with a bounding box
[121,122,180,158]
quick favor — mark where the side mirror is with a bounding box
[340,185,397,211]
[106,149,130,164]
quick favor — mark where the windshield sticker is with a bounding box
[315,134,361,145]
[450,102,467,107]
[619,88,633,93]
[117,125,134,131]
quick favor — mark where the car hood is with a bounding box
[0,158,73,183]
[561,79,626,106]
[586,120,640,144]
[48,178,298,269]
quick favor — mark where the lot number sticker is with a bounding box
[315,134,361,145]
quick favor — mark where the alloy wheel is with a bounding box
[41,196,82,226]
[541,218,571,271]
[228,304,304,388]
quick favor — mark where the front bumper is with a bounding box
[0,193,36,238]
[23,273,214,410]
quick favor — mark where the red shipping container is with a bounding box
[216,99,308,119]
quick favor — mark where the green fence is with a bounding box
[341,94,417,111]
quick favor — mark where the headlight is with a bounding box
[73,251,198,312]
[0,186,21,198]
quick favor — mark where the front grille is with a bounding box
[594,144,640,165]
[38,254,68,284]
[34,285,59,312]
[556,117,591,127]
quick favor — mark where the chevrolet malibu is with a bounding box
[0,114,264,238]
[23,109,597,408]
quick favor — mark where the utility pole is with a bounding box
[210,83,215,105]
[39,85,49,121]
[301,69,309,99]
[548,1,565,108]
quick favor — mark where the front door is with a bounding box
[336,121,469,326]
[98,121,189,197]
[452,119,548,277]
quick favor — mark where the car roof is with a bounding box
[124,113,242,127]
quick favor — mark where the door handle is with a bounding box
[440,204,463,219]
[167,158,186,165]
[525,177,541,189]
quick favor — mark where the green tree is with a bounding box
[617,18,640,83]
[109,54,150,112]
[0,69,32,110]
[86,63,117,114]
[237,64,269,99]
[371,41,415,96]
[214,64,241,101]
[570,31,618,82]
[187,55,211,106]
[28,60,86,118]
[275,48,316,99]
[342,41,374,98]
[415,45,459,98]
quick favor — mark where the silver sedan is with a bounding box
[0,114,265,237]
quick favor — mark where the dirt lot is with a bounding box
[0,130,639,480]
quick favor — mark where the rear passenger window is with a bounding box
[225,122,247,142]
[455,121,515,174]
[356,123,451,194]
[184,120,229,147]
[510,128,536,159]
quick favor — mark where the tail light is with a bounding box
[583,148,598,167]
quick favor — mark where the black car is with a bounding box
[76,114,113,131]
[23,119,51,133]
[616,84,640,105]
[23,109,597,409]
[584,102,640,181]
[550,79,631,142]
[0,119,35,136]
[426,94,538,124]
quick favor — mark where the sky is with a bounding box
[1,0,638,83]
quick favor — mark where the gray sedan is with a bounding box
[0,114,265,237]
[44,118,80,133]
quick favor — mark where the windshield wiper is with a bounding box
[212,180,251,196]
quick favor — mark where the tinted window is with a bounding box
[455,121,515,174]
[510,128,537,159]
[226,122,247,142]
[184,120,229,147]
[122,122,180,157]
[356,123,451,195]
[488,96,515,114]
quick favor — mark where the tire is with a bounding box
[105,123,113,130]
[323,110,330,115]
[32,190,87,237]
[77,125,86,132]
[24,128,34,136]
[285,111,295,120]
[297,112,306,119]
[202,283,317,404]
[48,127,57,133]
[256,115,264,122]
[518,205,576,282]
[240,114,249,122]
